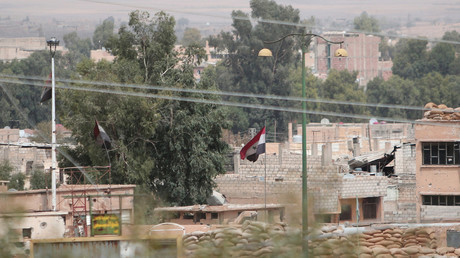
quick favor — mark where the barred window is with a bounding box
[423,195,460,206]
[422,142,460,165]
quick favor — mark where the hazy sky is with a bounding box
[3,0,459,23]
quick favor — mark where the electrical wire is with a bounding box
[0,73,442,113]
[1,76,459,129]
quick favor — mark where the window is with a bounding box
[423,195,460,206]
[339,204,352,221]
[423,142,460,165]
[22,228,32,239]
[211,213,218,219]
[363,197,378,219]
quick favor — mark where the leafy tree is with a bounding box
[210,0,305,136]
[107,10,177,85]
[353,12,380,33]
[0,160,12,180]
[8,173,25,191]
[30,169,49,190]
[181,27,202,46]
[392,39,433,79]
[366,75,420,119]
[59,10,229,206]
[429,43,455,75]
[442,30,460,52]
[319,70,367,122]
[93,17,115,49]
[63,31,93,69]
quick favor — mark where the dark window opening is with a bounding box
[211,213,218,219]
[199,213,206,220]
[22,228,32,239]
[339,204,352,221]
[423,195,460,206]
[423,142,460,165]
[183,212,194,220]
[363,197,378,219]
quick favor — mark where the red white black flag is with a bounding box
[94,120,112,149]
[40,73,52,103]
[240,127,266,162]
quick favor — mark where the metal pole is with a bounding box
[51,54,57,211]
[301,43,308,258]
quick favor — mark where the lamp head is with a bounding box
[258,48,273,57]
[334,48,348,57]
[47,37,60,47]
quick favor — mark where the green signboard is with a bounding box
[92,214,121,236]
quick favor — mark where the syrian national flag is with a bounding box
[240,127,266,162]
[40,73,52,103]
[94,120,112,149]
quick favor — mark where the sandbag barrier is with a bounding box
[182,222,460,257]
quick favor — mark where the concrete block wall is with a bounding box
[340,175,388,199]
[0,145,51,175]
[421,205,460,221]
[384,175,417,222]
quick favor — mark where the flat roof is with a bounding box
[155,204,284,213]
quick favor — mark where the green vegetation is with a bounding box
[58,10,229,206]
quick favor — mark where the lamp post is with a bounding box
[47,37,59,211]
[259,33,347,257]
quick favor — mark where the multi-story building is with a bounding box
[415,120,460,222]
[311,32,392,87]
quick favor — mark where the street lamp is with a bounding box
[47,37,59,211]
[259,33,347,257]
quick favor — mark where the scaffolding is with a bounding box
[59,166,111,237]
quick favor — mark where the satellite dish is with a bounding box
[369,118,378,124]
[320,118,330,125]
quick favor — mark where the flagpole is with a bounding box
[264,123,267,221]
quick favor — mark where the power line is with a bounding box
[0,73,436,113]
[1,76,459,129]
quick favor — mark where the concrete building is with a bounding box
[0,184,136,243]
[312,32,393,87]
[415,120,460,222]
[217,122,418,225]
[0,37,47,61]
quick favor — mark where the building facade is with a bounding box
[415,120,460,222]
[312,32,392,87]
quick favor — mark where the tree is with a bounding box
[392,39,432,79]
[8,173,25,191]
[319,70,367,122]
[58,10,229,206]
[442,30,460,53]
[366,75,420,120]
[0,160,12,180]
[93,17,115,49]
[210,0,305,136]
[30,169,49,190]
[353,12,380,33]
[181,27,202,46]
[429,43,455,75]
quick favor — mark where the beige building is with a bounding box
[0,184,136,243]
[415,120,460,222]
[218,122,419,225]
[0,37,47,61]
